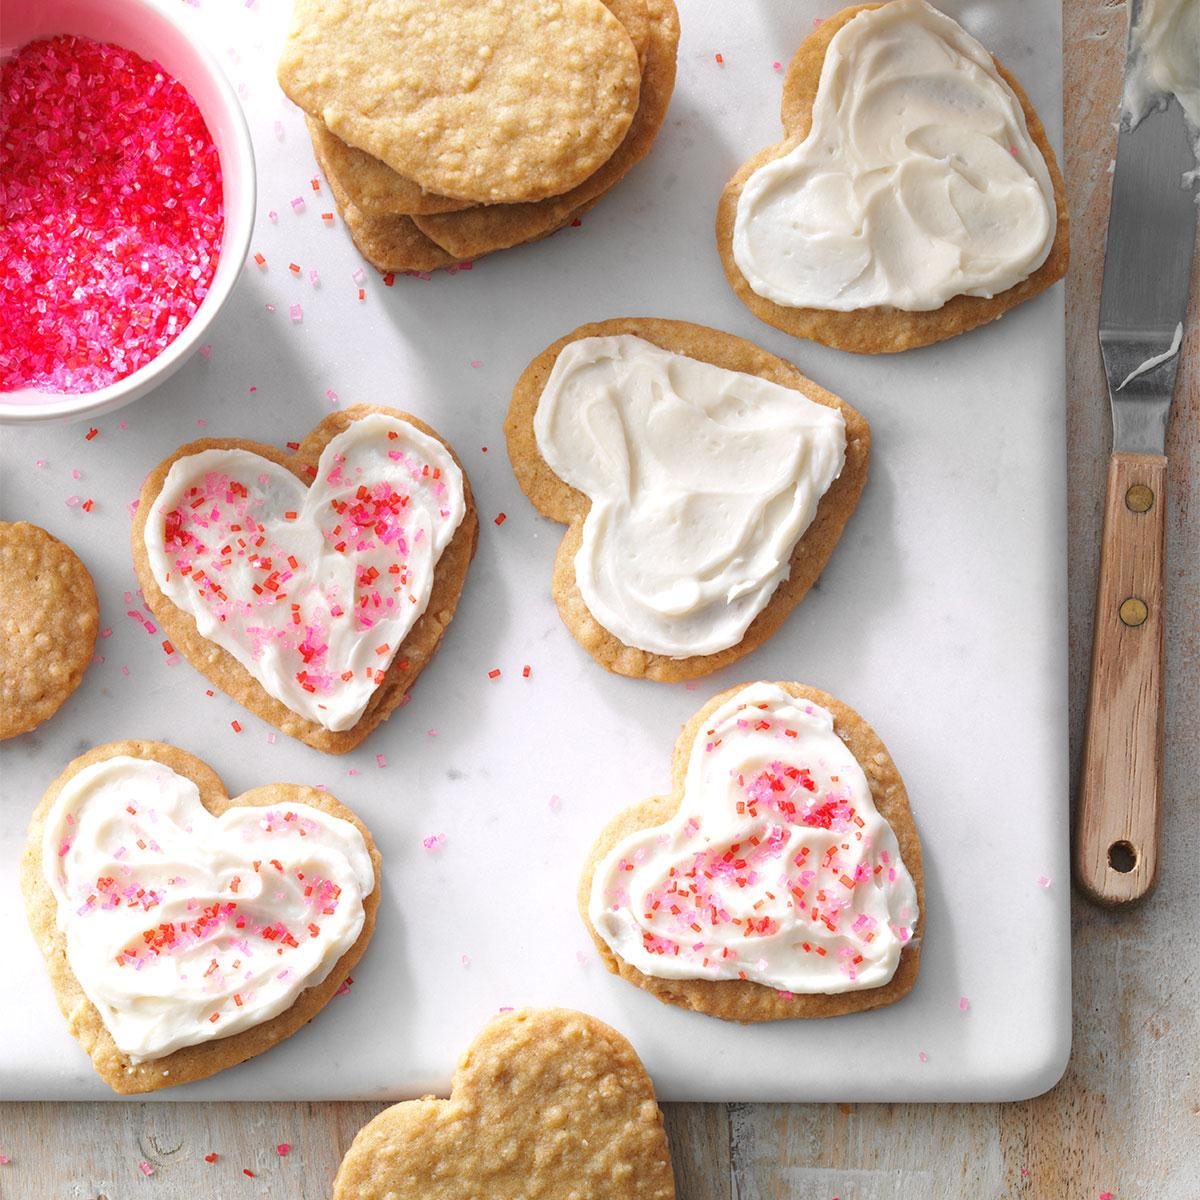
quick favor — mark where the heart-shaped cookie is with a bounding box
[278,0,642,205]
[716,0,1069,353]
[505,319,869,680]
[333,1008,675,1200]
[581,682,923,1021]
[132,406,477,753]
[411,0,678,260]
[21,740,380,1093]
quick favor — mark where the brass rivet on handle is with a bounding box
[1119,598,1148,627]
[1125,484,1154,512]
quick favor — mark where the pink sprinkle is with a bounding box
[460,954,470,968]
[959,996,970,1012]
[0,36,224,393]
[548,794,563,813]
[309,268,321,287]
[375,753,387,768]
[499,1006,513,1013]
[352,266,366,284]
[276,1143,291,1157]
[99,627,113,639]
[266,733,277,745]
[1099,1193,1114,1200]
[427,728,438,737]
[268,209,279,222]
[71,468,82,480]
[196,417,208,427]
[772,60,782,71]
[422,833,446,853]
[325,388,339,406]
[469,359,483,368]
[290,196,305,213]
[0,1155,9,1165]
[575,950,589,966]
[918,1051,929,1063]
[198,344,212,359]
[65,495,80,508]
[138,1161,154,1177]
[35,459,47,469]
[1037,875,1052,888]
[334,975,353,996]
[289,303,303,323]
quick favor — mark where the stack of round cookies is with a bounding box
[278,0,679,272]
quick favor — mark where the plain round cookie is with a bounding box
[332,1008,676,1200]
[504,317,870,680]
[0,522,99,740]
[130,405,479,754]
[278,0,643,205]
[579,682,924,1021]
[20,739,382,1094]
[715,3,1070,354]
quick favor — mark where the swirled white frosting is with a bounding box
[143,413,465,732]
[533,335,846,658]
[732,0,1057,312]
[1123,0,1200,130]
[589,683,919,994]
[42,756,374,1062]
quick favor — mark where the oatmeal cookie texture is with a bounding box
[0,521,99,739]
[333,1008,675,1200]
[581,682,924,1021]
[279,0,642,205]
[716,0,1069,352]
[22,740,381,1093]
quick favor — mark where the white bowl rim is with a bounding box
[0,0,257,425]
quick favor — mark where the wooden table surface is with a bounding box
[4,1,1197,1196]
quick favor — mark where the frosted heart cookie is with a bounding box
[581,682,922,1021]
[333,1008,675,1200]
[716,0,1070,353]
[505,319,869,680]
[132,405,477,753]
[278,0,642,206]
[21,740,380,1093]
[1,521,100,739]
[411,0,678,260]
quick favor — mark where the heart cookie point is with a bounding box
[334,1008,675,1200]
[22,741,380,1092]
[582,682,923,1021]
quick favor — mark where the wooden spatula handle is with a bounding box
[1076,452,1166,905]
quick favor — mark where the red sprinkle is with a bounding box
[488,668,501,679]
[231,720,242,733]
[494,512,506,525]
[276,1143,292,1157]
[522,664,531,679]
[243,1168,256,1178]
[715,52,725,64]
[0,36,224,393]
[85,427,99,441]
[204,1153,218,1163]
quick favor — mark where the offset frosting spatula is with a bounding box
[1075,1,1198,906]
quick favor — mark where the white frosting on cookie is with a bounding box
[589,683,918,994]
[533,335,845,659]
[732,0,1057,312]
[143,413,465,732]
[42,756,374,1062]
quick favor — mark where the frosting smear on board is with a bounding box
[42,756,374,1062]
[589,683,918,994]
[534,335,846,659]
[1122,0,1200,130]
[732,0,1057,312]
[144,413,465,732]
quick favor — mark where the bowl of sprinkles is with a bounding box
[0,0,255,423]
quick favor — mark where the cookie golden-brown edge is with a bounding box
[579,682,924,1021]
[504,318,869,681]
[20,739,382,1094]
[715,3,1071,354]
[131,404,478,754]
[0,521,100,739]
[332,1008,675,1200]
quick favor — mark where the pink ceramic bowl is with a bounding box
[0,0,256,424]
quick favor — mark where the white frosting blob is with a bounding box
[42,756,374,1062]
[143,413,465,732]
[1123,0,1200,130]
[589,683,919,994]
[533,335,846,659]
[732,0,1058,312]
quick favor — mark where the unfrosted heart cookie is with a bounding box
[716,0,1070,353]
[0,521,99,739]
[412,0,677,260]
[132,405,477,753]
[581,682,923,1021]
[333,1008,675,1200]
[505,319,869,680]
[278,0,642,205]
[21,740,380,1093]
